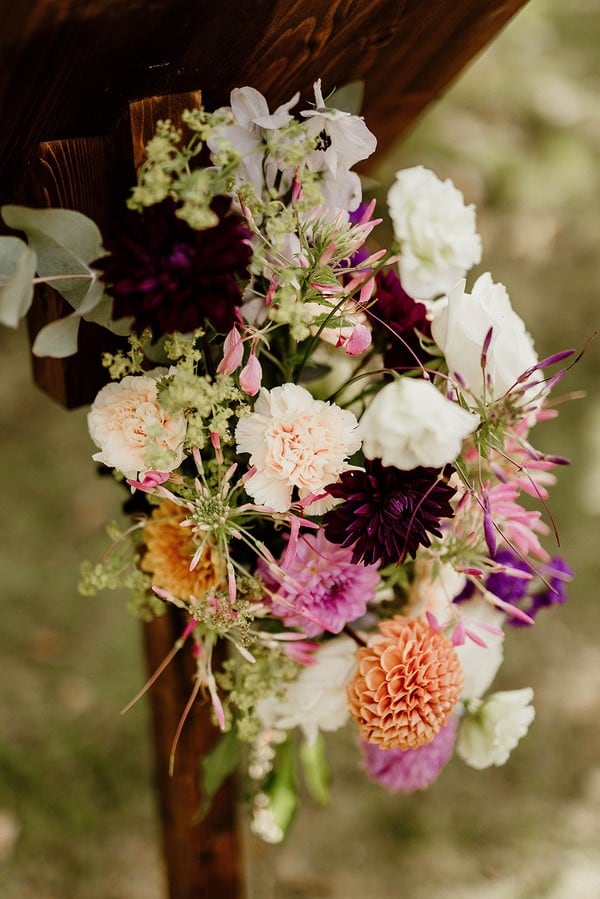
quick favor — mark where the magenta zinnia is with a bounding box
[324,459,456,566]
[95,196,252,338]
[260,529,380,637]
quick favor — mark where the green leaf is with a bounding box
[83,294,133,336]
[31,278,105,357]
[31,314,81,358]
[328,81,365,116]
[262,737,298,838]
[0,236,36,327]
[1,205,104,308]
[197,728,238,821]
[299,734,330,806]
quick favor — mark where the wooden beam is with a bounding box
[1,0,529,196]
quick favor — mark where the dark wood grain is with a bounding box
[22,130,132,407]
[1,0,529,196]
[143,611,242,899]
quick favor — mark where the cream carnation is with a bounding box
[255,636,357,745]
[387,165,481,300]
[359,378,479,470]
[431,273,538,402]
[88,373,187,479]
[235,383,361,512]
[457,688,535,769]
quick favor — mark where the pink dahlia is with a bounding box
[361,716,457,793]
[261,530,380,637]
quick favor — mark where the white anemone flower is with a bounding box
[301,79,377,177]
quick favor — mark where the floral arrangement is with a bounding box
[0,81,577,843]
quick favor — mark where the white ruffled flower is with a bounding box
[255,636,357,745]
[87,373,186,479]
[454,598,505,701]
[387,166,482,301]
[457,688,535,769]
[359,378,479,470]
[431,273,539,402]
[235,383,361,512]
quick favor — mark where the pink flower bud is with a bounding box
[292,167,303,204]
[216,325,244,375]
[239,353,262,396]
[345,323,372,355]
[126,470,170,493]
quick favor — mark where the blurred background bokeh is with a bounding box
[1,0,598,896]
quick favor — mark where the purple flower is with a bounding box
[94,197,252,338]
[371,269,432,372]
[324,459,456,566]
[361,717,457,793]
[486,549,530,605]
[485,548,573,627]
[259,529,380,637]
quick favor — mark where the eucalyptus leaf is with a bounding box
[197,727,239,821]
[1,205,104,308]
[31,278,107,357]
[83,294,133,337]
[32,314,81,358]
[299,734,330,806]
[328,81,365,116]
[0,237,36,327]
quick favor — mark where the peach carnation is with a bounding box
[88,372,187,479]
[235,383,361,512]
[348,616,463,750]
[141,500,225,600]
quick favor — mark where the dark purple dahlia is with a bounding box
[94,196,252,338]
[371,269,432,372]
[324,459,457,566]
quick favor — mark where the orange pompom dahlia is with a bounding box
[141,499,225,600]
[347,616,463,750]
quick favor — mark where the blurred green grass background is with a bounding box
[1,0,599,896]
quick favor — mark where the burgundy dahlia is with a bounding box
[324,459,456,566]
[371,269,432,372]
[94,196,252,338]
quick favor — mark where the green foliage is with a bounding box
[261,738,298,838]
[1,205,108,357]
[1,205,103,305]
[327,80,365,116]
[0,236,36,327]
[198,727,239,820]
[299,734,330,806]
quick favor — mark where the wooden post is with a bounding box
[21,90,244,898]
[143,611,242,899]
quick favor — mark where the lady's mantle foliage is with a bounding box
[0,80,576,842]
